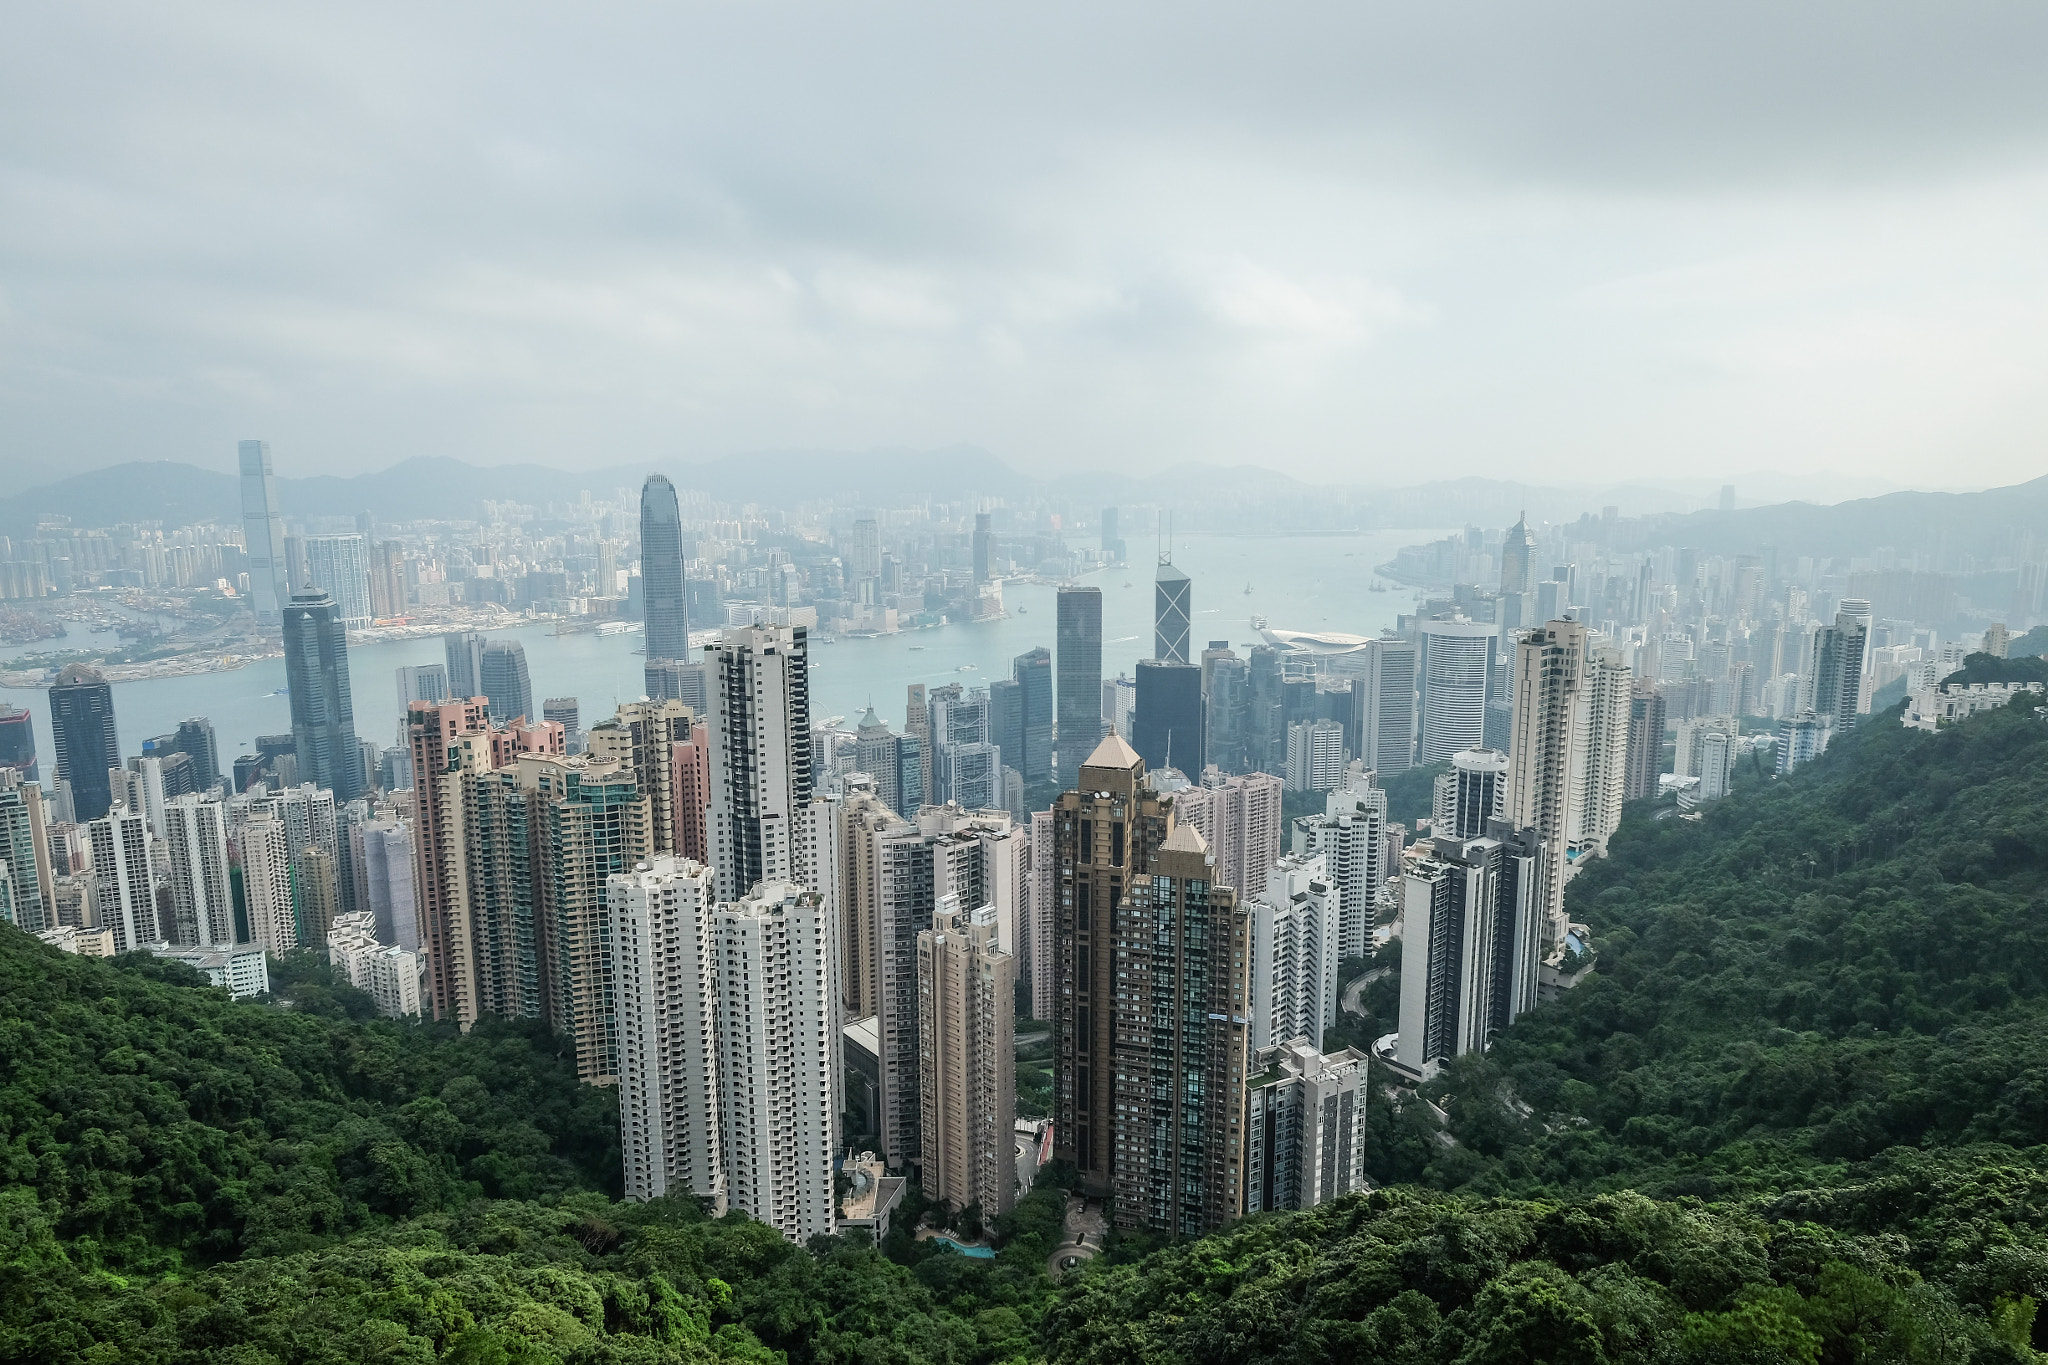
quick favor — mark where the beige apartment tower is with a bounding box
[916,896,1017,1217]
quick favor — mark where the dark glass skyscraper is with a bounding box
[1054,587,1103,787]
[1013,645,1053,782]
[1132,659,1204,776]
[282,591,364,800]
[175,717,220,791]
[481,639,534,725]
[640,474,689,672]
[50,664,119,820]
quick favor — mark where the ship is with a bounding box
[1243,582,1253,594]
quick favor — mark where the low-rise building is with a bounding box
[1904,681,2044,731]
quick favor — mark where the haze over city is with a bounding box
[8,2,2048,491]
[8,8,2048,1364]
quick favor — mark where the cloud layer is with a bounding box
[5,1,2048,491]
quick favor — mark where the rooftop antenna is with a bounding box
[1158,509,1174,565]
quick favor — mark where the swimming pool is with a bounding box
[930,1236,996,1259]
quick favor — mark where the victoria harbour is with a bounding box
[0,529,1444,759]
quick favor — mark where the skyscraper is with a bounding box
[398,664,449,708]
[1292,766,1386,961]
[162,794,233,947]
[0,705,36,781]
[1247,853,1337,1053]
[1419,620,1498,762]
[544,698,582,754]
[0,782,53,933]
[1396,823,1546,1077]
[282,591,365,801]
[1053,734,1252,1235]
[610,856,725,1206]
[480,639,534,724]
[706,624,813,902]
[1441,746,1508,840]
[1504,622,1629,944]
[868,805,1025,1169]
[49,664,119,821]
[1624,682,1667,801]
[906,684,933,812]
[587,698,693,856]
[1054,587,1103,786]
[972,511,993,584]
[174,717,221,792]
[238,439,290,626]
[916,896,1017,1218]
[303,534,374,628]
[1356,637,1419,773]
[640,475,691,697]
[1013,647,1056,782]
[239,811,298,956]
[1243,1039,1369,1214]
[1172,765,1284,898]
[1500,512,1537,596]
[714,880,841,1242]
[444,631,485,700]
[1154,559,1191,665]
[87,806,157,952]
[1133,659,1204,776]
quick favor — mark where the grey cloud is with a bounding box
[3,2,2048,488]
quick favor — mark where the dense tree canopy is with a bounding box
[7,692,2048,1362]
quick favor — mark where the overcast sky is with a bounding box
[6,2,2048,494]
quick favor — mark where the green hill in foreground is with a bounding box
[8,687,2048,1362]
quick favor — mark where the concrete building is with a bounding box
[1243,1039,1369,1214]
[588,698,695,857]
[1505,621,1630,945]
[444,631,485,701]
[398,664,450,708]
[1029,807,1056,1019]
[238,811,298,956]
[714,881,841,1243]
[1624,682,1667,801]
[1356,637,1419,774]
[869,804,1024,1170]
[1284,719,1346,793]
[915,897,1017,1217]
[162,793,233,947]
[0,781,53,934]
[1171,765,1284,899]
[707,625,814,902]
[1438,746,1508,840]
[142,941,271,999]
[1395,825,1546,1077]
[1292,765,1387,962]
[326,910,422,1016]
[353,816,419,949]
[609,856,726,1207]
[1248,854,1337,1052]
[1904,680,2044,730]
[302,534,373,628]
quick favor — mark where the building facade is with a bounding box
[915,896,1017,1217]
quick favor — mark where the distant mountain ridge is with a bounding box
[0,450,2021,551]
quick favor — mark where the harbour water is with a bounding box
[0,530,1444,765]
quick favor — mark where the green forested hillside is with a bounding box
[7,691,2048,1362]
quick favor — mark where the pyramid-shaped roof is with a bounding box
[1082,732,1142,771]
[1162,821,1209,854]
